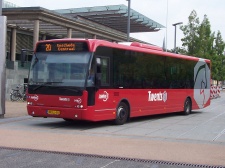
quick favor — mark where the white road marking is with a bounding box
[100,160,120,168]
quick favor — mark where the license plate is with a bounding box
[47,110,60,115]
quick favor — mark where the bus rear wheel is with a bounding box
[115,102,129,125]
[183,98,192,115]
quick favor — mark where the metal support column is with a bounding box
[11,28,16,61]
[67,28,72,38]
[127,0,131,42]
[0,16,7,118]
[33,20,39,50]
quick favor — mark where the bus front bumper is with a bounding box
[27,105,91,120]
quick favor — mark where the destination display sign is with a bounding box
[36,42,89,52]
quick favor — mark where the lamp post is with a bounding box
[127,0,131,42]
[172,22,182,52]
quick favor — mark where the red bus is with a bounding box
[27,39,211,125]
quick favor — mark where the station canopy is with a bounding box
[3,4,164,43]
[55,4,164,33]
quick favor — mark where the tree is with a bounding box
[180,10,200,56]
[212,31,225,82]
[179,10,225,82]
[196,15,215,59]
[214,31,225,56]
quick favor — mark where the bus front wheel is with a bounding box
[183,98,192,115]
[115,102,129,125]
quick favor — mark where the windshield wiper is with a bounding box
[62,87,80,92]
[33,82,62,91]
[51,86,80,93]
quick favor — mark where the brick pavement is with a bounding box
[4,101,27,118]
[1,99,225,166]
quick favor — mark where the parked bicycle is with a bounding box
[10,83,28,102]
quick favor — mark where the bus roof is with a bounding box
[36,38,211,63]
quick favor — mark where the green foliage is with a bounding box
[179,10,225,81]
[210,32,225,81]
[180,10,200,56]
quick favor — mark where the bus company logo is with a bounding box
[74,98,82,104]
[59,97,70,102]
[99,91,109,102]
[148,91,167,102]
[194,60,210,108]
[30,94,39,101]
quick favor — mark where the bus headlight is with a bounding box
[76,105,83,108]
[27,102,33,105]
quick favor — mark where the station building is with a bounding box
[2,1,164,100]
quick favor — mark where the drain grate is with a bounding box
[0,146,224,168]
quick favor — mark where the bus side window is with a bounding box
[96,57,110,86]
[95,57,101,87]
[96,58,101,73]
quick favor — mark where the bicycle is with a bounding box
[10,83,28,102]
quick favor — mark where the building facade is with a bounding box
[3,1,164,100]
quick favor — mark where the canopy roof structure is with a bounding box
[55,4,164,33]
[3,4,164,43]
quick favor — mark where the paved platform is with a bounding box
[4,101,27,118]
[1,97,225,167]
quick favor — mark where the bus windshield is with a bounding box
[28,52,92,88]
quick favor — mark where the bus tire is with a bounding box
[115,102,129,125]
[183,98,192,115]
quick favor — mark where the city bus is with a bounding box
[27,39,211,125]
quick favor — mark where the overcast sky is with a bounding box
[6,0,225,50]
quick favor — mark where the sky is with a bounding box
[5,0,225,50]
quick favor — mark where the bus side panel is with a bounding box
[88,88,211,122]
[165,89,190,113]
[93,88,208,121]
[128,89,167,117]
[192,88,211,110]
[94,89,169,120]
[128,89,192,117]
[93,89,117,121]
[204,97,211,107]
